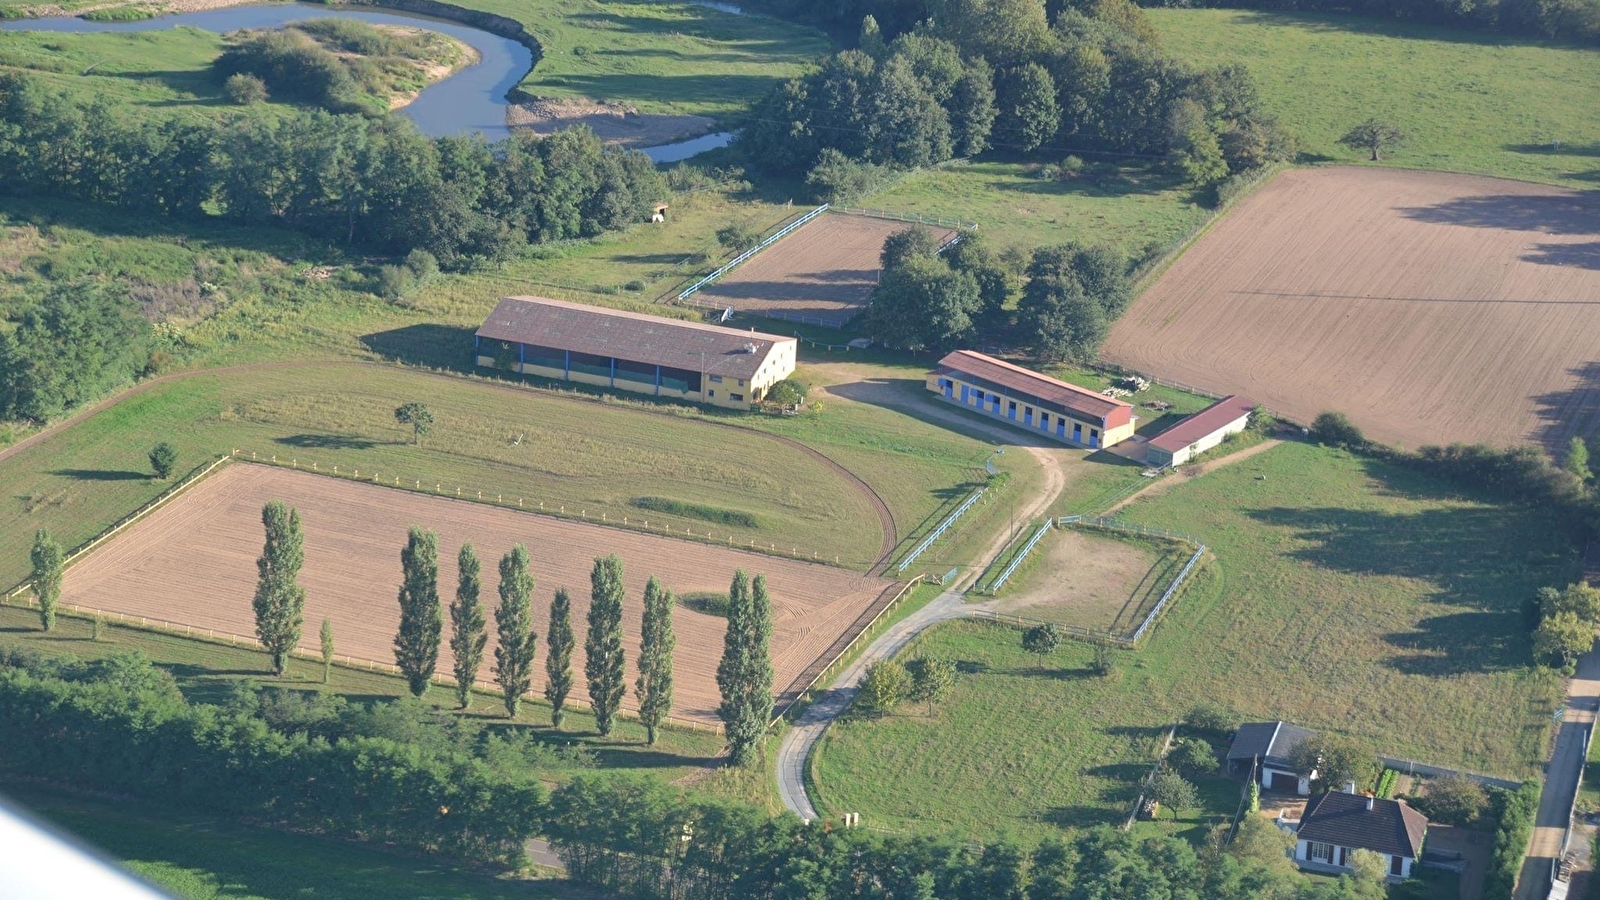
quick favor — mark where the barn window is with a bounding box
[730,393,744,402]
[709,374,723,383]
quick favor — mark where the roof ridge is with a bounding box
[502,295,791,343]
[948,350,1133,409]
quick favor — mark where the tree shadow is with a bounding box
[274,434,383,451]
[360,323,478,371]
[1245,494,1564,675]
[1041,804,1118,828]
[1395,190,1600,247]
[48,468,147,481]
[1529,361,1600,452]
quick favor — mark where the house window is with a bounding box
[1390,855,1403,877]
[1307,842,1334,864]
[730,393,744,402]
[738,379,745,386]
[708,390,716,398]
[710,375,723,383]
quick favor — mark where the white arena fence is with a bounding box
[675,204,829,303]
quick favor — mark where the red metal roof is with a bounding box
[1147,395,1257,452]
[933,351,1133,425]
[476,296,793,380]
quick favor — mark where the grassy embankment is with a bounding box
[812,440,1572,844]
[3,783,606,900]
[1149,8,1600,188]
[0,0,830,120]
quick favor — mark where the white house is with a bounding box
[1227,721,1317,796]
[1289,786,1429,882]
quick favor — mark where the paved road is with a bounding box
[776,590,982,821]
[1514,646,1600,900]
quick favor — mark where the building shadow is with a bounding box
[360,324,478,371]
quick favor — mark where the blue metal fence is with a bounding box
[897,485,986,573]
[990,521,1054,592]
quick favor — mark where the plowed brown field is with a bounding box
[1104,167,1600,449]
[61,464,895,725]
[700,213,955,327]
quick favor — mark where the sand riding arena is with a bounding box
[694,212,957,328]
[1104,166,1600,450]
[60,463,898,726]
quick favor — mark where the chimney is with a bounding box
[1344,781,1357,795]
[1366,794,1375,811]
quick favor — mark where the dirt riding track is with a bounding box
[61,464,894,725]
[699,213,955,327]
[1104,167,1600,449]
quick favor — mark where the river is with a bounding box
[0,1,734,159]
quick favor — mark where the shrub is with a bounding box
[1185,703,1238,738]
[1021,622,1062,656]
[223,72,268,105]
[766,378,807,407]
[629,497,757,529]
[1168,737,1218,777]
[1409,774,1487,826]
[804,148,894,204]
[403,248,439,283]
[376,264,412,300]
[715,223,762,253]
[148,442,178,480]
[858,660,910,714]
[1309,411,1366,449]
[1374,768,1398,799]
[1484,781,1541,899]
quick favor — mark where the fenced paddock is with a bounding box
[975,516,1208,646]
[685,213,958,328]
[54,462,895,727]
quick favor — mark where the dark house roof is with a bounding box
[933,351,1133,427]
[1227,721,1317,770]
[1148,395,1257,453]
[1298,790,1429,859]
[476,296,793,381]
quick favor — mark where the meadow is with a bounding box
[812,440,1572,841]
[1148,8,1600,187]
[5,784,606,900]
[860,159,1211,259]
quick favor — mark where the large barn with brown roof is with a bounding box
[926,350,1135,449]
[475,296,796,410]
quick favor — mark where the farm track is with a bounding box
[1104,166,1600,451]
[60,463,896,727]
[0,358,898,570]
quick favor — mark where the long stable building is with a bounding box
[1145,394,1256,467]
[926,350,1135,449]
[475,296,796,410]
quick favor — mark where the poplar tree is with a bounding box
[449,543,488,709]
[585,555,626,736]
[717,570,774,766]
[394,527,442,698]
[493,544,536,717]
[635,576,676,745]
[545,588,575,728]
[29,529,63,633]
[319,617,335,684]
[253,501,306,677]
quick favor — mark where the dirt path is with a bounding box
[1103,439,1282,515]
[1515,645,1600,900]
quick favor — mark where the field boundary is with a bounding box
[3,453,232,602]
[829,206,978,232]
[674,203,829,303]
[772,575,924,725]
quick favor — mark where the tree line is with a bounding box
[0,71,666,269]
[738,0,1296,195]
[249,500,776,760]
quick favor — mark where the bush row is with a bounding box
[1484,780,1542,899]
[629,497,759,529]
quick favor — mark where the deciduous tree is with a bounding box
[994,62,1059,153]
[1338,118,1407,161]
[1567,436,1592,483]
[29,529,62,632]
[449,543,487,709]
[1289,733,1378,792]
[860,659,911,714]
[1535,610,1594,668]
[717,570,774,765]
[545,588,575,727]
[906,656,956,714]
[394,402,434,446]
[1147,767,1199,820]
[493,544,536,717]
[253,501,306,677]
[394,527,441,697]
[585,555,626,736]
[1021,622,1062,655]
[635,575,676,745]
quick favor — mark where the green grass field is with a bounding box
[3,783,608,900]
[812,440,1572,842]
[1149,8,1600,187]
[0,361,895,583]
[0,28,236,112]
[860,159,1211,258]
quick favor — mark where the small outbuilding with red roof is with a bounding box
[926,351,1135,449]
[1145,395,1257,467]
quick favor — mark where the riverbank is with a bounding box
[506,96,715,150]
